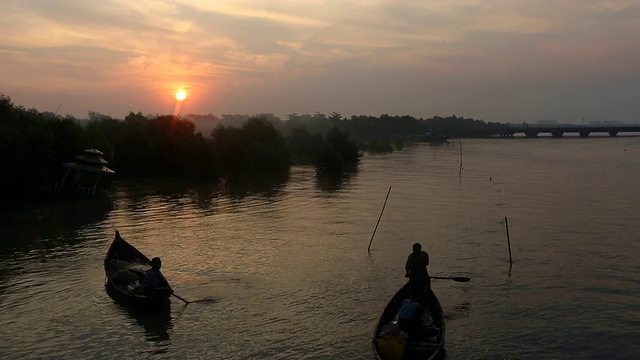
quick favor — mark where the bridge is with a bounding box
[497,125,640,138]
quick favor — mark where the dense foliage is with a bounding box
[1,92,512,202]
[211,117,291,177]
[188,111,510,153]
[1,95,89,201]
[0,94,362,202]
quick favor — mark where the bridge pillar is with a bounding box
[579,131,590,138]
[524,132,538,138]
[609,131,618,137]
[551,131,564,138]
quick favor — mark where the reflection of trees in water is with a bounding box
[0,197,113,253]
[0,198,113,300]
[191,186,221,210]
[113,179,220,213]
[114,171,291,211]
[224,171,290,199]
[0,266,12,297]
[315,167,358,193]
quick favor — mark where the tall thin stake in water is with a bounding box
[459,138,463,178]
[505,216,513,269]
[367,186,392,253]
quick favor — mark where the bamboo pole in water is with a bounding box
[459,138,463,178]
[505,216,513,266]
[367,186,392,253]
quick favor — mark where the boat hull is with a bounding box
[105,281,169,310]
[104,231,171,310]
[372,282,445,360]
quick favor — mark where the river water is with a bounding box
[1,137,639,359]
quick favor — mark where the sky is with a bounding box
[1,0,639,124]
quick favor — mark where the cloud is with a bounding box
[0,0,639,121]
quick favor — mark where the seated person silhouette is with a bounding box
[143,257,173,296]
[397,292,425,340]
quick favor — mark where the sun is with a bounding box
[175,89,187,101]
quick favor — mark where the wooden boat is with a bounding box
[372,283,445,360]
[104,230,171,309]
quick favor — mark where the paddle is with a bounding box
[171,293,190,304]
[430,276,471,282]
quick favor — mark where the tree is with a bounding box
[316,127,361,172]
[287,126,324,165]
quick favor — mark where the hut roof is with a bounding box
[63,162,115,175]
[63,148,115,175]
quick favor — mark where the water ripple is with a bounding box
[1,140,640,359]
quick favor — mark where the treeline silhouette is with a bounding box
[0,94,363,202]
[187,111,508,152]
[1,93,508,202]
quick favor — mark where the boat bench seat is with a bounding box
[128,264,151,274]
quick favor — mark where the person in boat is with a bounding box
[397,291,441,342]
[397,291,425,340]
[143,257,173,296]
[405,242,430,300]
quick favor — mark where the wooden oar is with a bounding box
[430,276,471,282]
[172,293,190,304]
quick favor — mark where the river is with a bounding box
[1,137,639,359]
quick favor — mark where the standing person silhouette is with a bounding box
[405,243,430,301]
